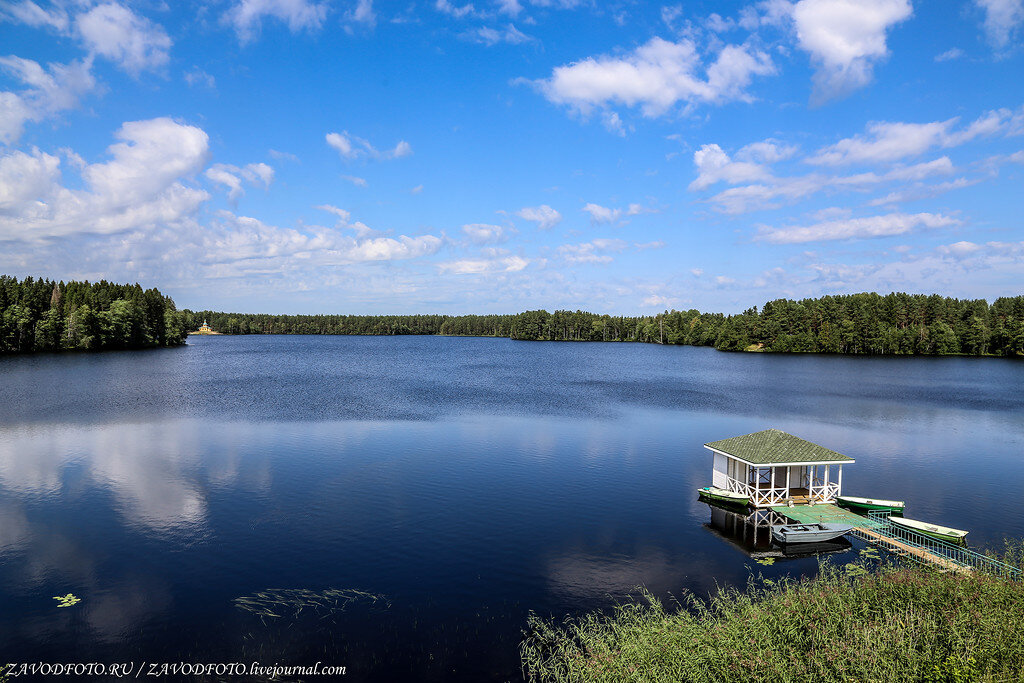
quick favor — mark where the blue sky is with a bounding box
[1,0,1022,314]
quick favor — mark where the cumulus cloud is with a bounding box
[74,3,171,74]
[689,143,772,190]
[0,56,95,144]
[224,0,328,43]
[0,117,210,241]
[975,0,1024,48]
[581,202,654,224]
[756,212,960,244]
[462,223,509,244]
[807,108,1020,165]
[325,131,413,160]
[790,0,912,103]
[205,162,274,201]
[516,204,562,230]
[439,255,530,274]
[532,37,775,120]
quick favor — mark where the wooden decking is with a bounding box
[853,526,971,573]
[770,503,880,528]
[771,504,970,573]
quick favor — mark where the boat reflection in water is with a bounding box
[703,502,853,561]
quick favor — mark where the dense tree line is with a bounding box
[188,292,1024,357]
[0,275,189,354]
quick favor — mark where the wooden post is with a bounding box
[838,465,843,496]
[770,466,776,504]
[825,464,831,500]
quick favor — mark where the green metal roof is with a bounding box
[704,429,854,465]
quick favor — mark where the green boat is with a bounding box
[889,516,969,544]
[836,495,905,515]
[697,486,749,507]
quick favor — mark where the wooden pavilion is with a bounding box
[704,429,854,508]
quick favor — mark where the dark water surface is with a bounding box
[2,336,1023,680]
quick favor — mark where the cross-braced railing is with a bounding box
[856,511,1021,578]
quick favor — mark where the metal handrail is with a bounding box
[860,511,1021,578]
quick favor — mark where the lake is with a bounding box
[1,335,1023,681]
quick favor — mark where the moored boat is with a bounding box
[771,523,852,544]
[889,516,968,544]
[836,495,905,514]
[697,486,749,507]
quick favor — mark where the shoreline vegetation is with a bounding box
[187,291,1024,357]
[520,543,1024,683]
[3,273,1022,357]
[0,275,188,354]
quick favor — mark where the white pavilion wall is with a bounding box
[712,452,727,488]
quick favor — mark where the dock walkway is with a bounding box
[770,504,1011,575]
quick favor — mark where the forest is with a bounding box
[187,291,1024,357]
[0,275,189,354]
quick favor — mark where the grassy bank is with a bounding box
[521,546,1024,683]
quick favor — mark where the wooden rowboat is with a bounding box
[889,516,968,544]
[772,523,853,544]
[836,495,905,514]
[697,486,749,507]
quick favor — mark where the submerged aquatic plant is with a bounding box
[233,588,388,620]
[53,593,80,608]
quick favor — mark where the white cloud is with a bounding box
[934,47,965,62]
[205,162,274,201]
[75,3,171,74]
[757,212,960,244]
[0,56,95,144]
[516,204,562,230]
[558,238,627,263]
[436,0,476,18]
[807,109,1019,165]
[348,0,375,25]
[0,117,210,241]
[0,1,69,31]
[582,202,621,224]
[533,37,775,120]
[338,174,365,187]
[315,204,350,222]
[473,23,530,45]
[975,0,1024,48]
[735,138,799,163]
[439,255,530,274]
[703,156,956,214]
[462,223,509,244]
[496,0,523,16]
[791,0,912,103]
[325,131,412,160]
[581,202,654,224]
[937,240,982,259]
[185,67,216,88]
[224,0,328,43]
[689,143,771,190]
[326,131,356,158]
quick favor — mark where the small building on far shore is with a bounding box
[704,429,854,507]
[191,320,217,335]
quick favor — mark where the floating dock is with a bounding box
[770,503,880,529]
[771,504,1018,577]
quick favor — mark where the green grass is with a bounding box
[521,545,1024,683]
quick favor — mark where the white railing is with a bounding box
[810,482,840,502]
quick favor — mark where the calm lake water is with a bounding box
[2,336,1023,681]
